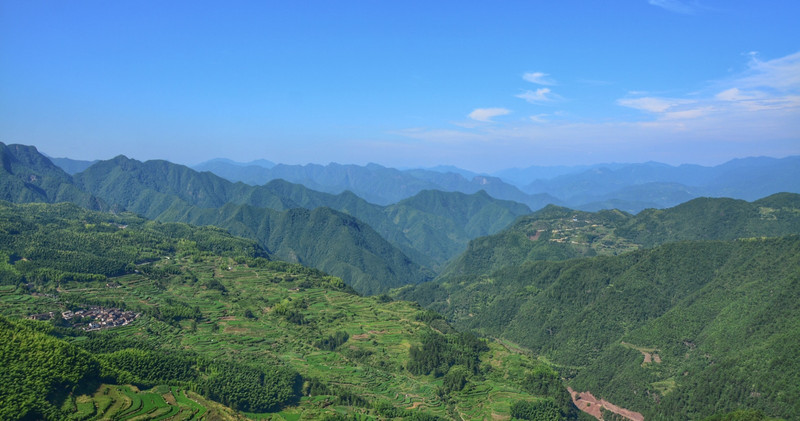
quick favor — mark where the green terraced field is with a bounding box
[5,254,561,419]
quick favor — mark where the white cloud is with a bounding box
[648,0,695,14]
[468,108,511,122]
[516,88,560,103]
[737,51,800,91]
[619,51,800,123]
[715,88,750,102]
[617,97,695,113]
[389,51,800,168]
[523,72,556,85]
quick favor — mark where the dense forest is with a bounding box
[1,143,538,293]
[398,196,800,420]
[2,142,799,420]
[0,201,582,420]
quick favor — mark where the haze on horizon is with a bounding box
[1,0,799,173]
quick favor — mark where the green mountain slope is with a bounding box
[2,146,531,293]
[73,155,530,278]
[70,156,431,293]
[397,196,800,419]
[433,194,800,281]
[570,237,800,419]
[0,201,583,420]
[0,142,103,210]
[402,237,800,419]
[177,204,427,294]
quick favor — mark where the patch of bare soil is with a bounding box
[491,412,510,421]
[223,327,248,334]
[568,387,644,421]
[640,351,663,366]
[350,333,370,340]
[406,401,423,410]
[528,230,543,241]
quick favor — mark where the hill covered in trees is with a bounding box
[1,143,535,293]
[434,193,800,280]
[0,201,584,420]
[396,195,800,419]
[0,143,104,210]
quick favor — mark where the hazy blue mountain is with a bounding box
[192,159,562,210]
[491,163,601,186]
[520,157,800,212]
[409,164,481,180]
[574,182,701,212]
[0,142,104,210]
[48,156,98,175]
[196,157,276,168]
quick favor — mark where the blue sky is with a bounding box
[1,0,799,172]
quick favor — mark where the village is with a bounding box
[28,306,139,331]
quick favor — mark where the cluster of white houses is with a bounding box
[28,306,139,330]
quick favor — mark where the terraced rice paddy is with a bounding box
[61,385,211,420]
[10,255,553,419]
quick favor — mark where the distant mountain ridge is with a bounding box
[191,156,800,213]
[192,159,560,210]
[1,143,531,293]
[522,156,800,211]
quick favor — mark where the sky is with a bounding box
[1,0,799,172]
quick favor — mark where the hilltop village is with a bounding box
[28,306,139,331]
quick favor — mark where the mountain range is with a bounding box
[2,141,800,419]
[2,143,531,293]
[190,156,800,213]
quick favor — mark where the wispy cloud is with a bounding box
[648,0,695,14]
[468,107,511,122]
[522,72,556,86]
[619,51,800,119]
[617,97,695,113]
[516,88,560,103]
[389,51,800,168]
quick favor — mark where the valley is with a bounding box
[1,142,798,420]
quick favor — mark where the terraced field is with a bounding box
[6,254,560,419]
[59,384,221,420]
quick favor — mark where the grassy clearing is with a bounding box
[651,378,677,396]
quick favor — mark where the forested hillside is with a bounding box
[0,201,583,420]
[76,155,531,273]
[397,196,800,420]
[434,194,800,281]
[1,144,533,293]
[0,143,103,210]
